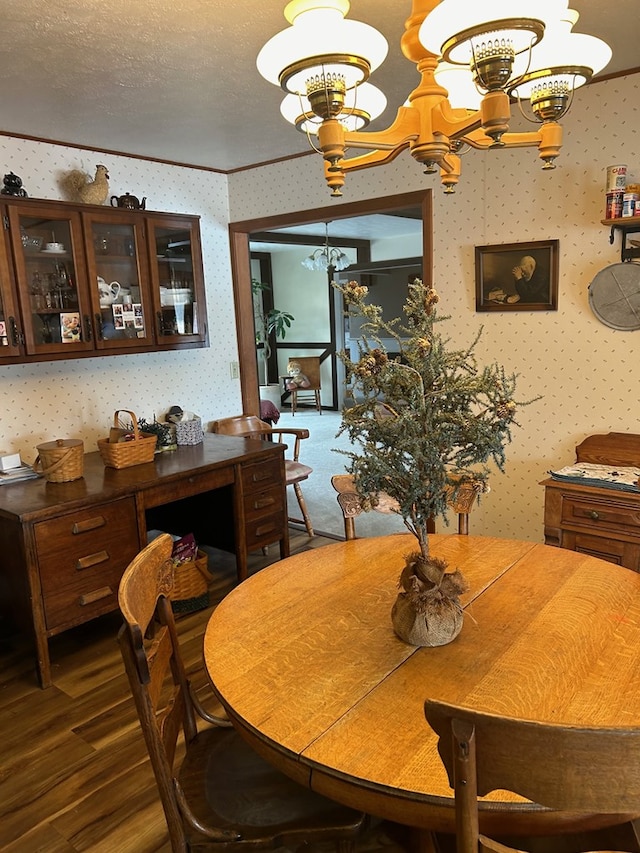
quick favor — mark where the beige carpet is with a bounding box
[275,409,407,540]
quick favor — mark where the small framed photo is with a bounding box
[60,312,81,342]
[475,240,559,312]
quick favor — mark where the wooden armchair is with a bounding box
[425,698,640,853]
[331,473,480,540]
[117,534,367,852]
[211,414,314,536]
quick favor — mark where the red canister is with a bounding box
[606,190,624,219]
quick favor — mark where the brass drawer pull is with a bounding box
[76,550,110,570]
[72,516,106,534]
[251,470,273,483]
[79,586,113,606]
[589,510,600,520]
[253,496,276,510]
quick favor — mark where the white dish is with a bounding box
[41,248,66,254]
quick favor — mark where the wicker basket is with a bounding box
[97,410,157,469]
[175,416,203,446]
[171,549,212,613]
[34,438,84,483]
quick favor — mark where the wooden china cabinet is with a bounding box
[0,197,208,362]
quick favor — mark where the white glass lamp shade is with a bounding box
[419,0,569,64]
[434,62,483,110]
[510,10,612,98]
[280,82,387,133]
[301,246,352,271]
[257,0,388,94]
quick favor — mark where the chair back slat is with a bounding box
[426,697,640,852]
[146,625,175,710]
[158,687,187,768]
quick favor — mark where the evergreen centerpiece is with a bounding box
[334,277,529,646]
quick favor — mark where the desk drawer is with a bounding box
[143,468,234,508]
[561,496,640,537]
[35,497,139,630]
[241,458,282,491]
[244,485,284,521]
[245,511,286,549]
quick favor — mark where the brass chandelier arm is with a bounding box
[460,121,562,152]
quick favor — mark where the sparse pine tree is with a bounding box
[334,277,532,571]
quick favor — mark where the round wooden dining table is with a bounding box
[204,534,640,839]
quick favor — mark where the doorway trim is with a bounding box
[229,190,432,415]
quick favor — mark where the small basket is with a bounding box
[97,410,157,469]
[175,416,203,446]
[34,438,84,483]
[171,549,212,614]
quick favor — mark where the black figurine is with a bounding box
[1,171,28,197]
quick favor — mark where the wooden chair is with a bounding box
[284,356,322,415]
[424,698,640,853]
[331,473,479,540]
[117,533,367,853]
[211,414,314,536]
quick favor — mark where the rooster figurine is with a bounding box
[61,164,110,205]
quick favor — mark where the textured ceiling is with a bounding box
[0,0,638,172]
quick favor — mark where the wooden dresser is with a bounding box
[0,434,289,687]
[541,432,640,572]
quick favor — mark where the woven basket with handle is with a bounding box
[97,410,157,469]
[171,550,212,613]
[33,438,84,483]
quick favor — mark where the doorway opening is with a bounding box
[229,190,432,416]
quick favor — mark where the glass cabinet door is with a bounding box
[148,216,207,344]
[83,213,154,350]
[8,205,93,355]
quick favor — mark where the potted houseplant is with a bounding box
[252,278,295,390]
[334,277,532,647]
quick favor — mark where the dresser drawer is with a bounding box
[561,496,640,537]
[241,458,282,491]
[34,497,139,630]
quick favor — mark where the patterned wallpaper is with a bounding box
[229,73,640,543]
[0,74,637,546]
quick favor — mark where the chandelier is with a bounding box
[301,222,352,271]
[257,0,611,197]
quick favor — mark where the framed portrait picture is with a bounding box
[475,239,559,312]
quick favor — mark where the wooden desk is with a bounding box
[0,434,288,687]
[204,534,640,838]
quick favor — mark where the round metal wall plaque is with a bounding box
[588,262,640,330]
